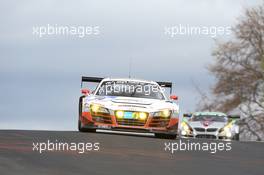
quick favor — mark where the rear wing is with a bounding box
[227,115,240,119]
[183,113,192,118]
[81,76,173,94]
[157,81,172,94]
[81,76,104,87]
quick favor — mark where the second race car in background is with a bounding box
[179,112,240,140]
[78,76,180,139]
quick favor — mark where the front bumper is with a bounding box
[180,129,233,139]
[81,112,178,134]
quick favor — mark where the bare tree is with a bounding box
[198,4,264,140]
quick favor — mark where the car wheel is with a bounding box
[78,96,96,132]
[233,134,239,141]
[155,133,177,139]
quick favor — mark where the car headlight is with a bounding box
[180,121,192,135]
[220,123,233,138]
[83,103,90,112]
[115,110,124,119]
[153,109,172,118]
[115,111,148,120]
[224,126,230,132]
[138,112,148,120]
[171,110,179,118]
[181,122,190,131]
[90,104,110,114]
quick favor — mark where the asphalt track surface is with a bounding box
[0,130,263,175]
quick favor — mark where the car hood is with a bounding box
[188,121,227,129]
[84,95,179,112]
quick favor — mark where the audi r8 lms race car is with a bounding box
[179,112,240,140]
[78,76,180,139]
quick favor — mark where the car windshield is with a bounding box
[96,81,165,100]
[191,115,227,122]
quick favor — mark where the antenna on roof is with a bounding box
[128,58,132,78]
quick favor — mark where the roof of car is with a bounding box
[193,111,227,116]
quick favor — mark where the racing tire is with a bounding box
[78,96,96,133]
[233,134,239,141]
[78,119,96,132]
[155,133,177,139]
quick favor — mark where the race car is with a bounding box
[179,112,240,140]
[78,76,180,139]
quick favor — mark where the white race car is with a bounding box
[78,76,180,139]
[180,112,239,140]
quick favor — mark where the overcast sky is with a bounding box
[0,0,262,130]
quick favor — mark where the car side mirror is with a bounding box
[183,113,192,118]
[81,89,90,96]
[170,95,178,100]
